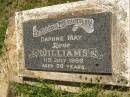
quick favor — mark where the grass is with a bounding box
[10,81,129,97]
[0,0,79,55]
[0,0,9,55]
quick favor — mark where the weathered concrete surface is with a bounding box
[0,81,9,97]
[0,16,19,97]
[15,0,130,87]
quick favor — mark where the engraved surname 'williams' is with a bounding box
[29,48,103,59]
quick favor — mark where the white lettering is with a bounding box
[33,18,94,37]
[67,35,82,41]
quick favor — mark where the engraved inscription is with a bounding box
[33,18,94,37]
[23,12,112,74]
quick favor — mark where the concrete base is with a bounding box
[15,0,130,88]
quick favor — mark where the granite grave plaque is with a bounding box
[23,12,112,74]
